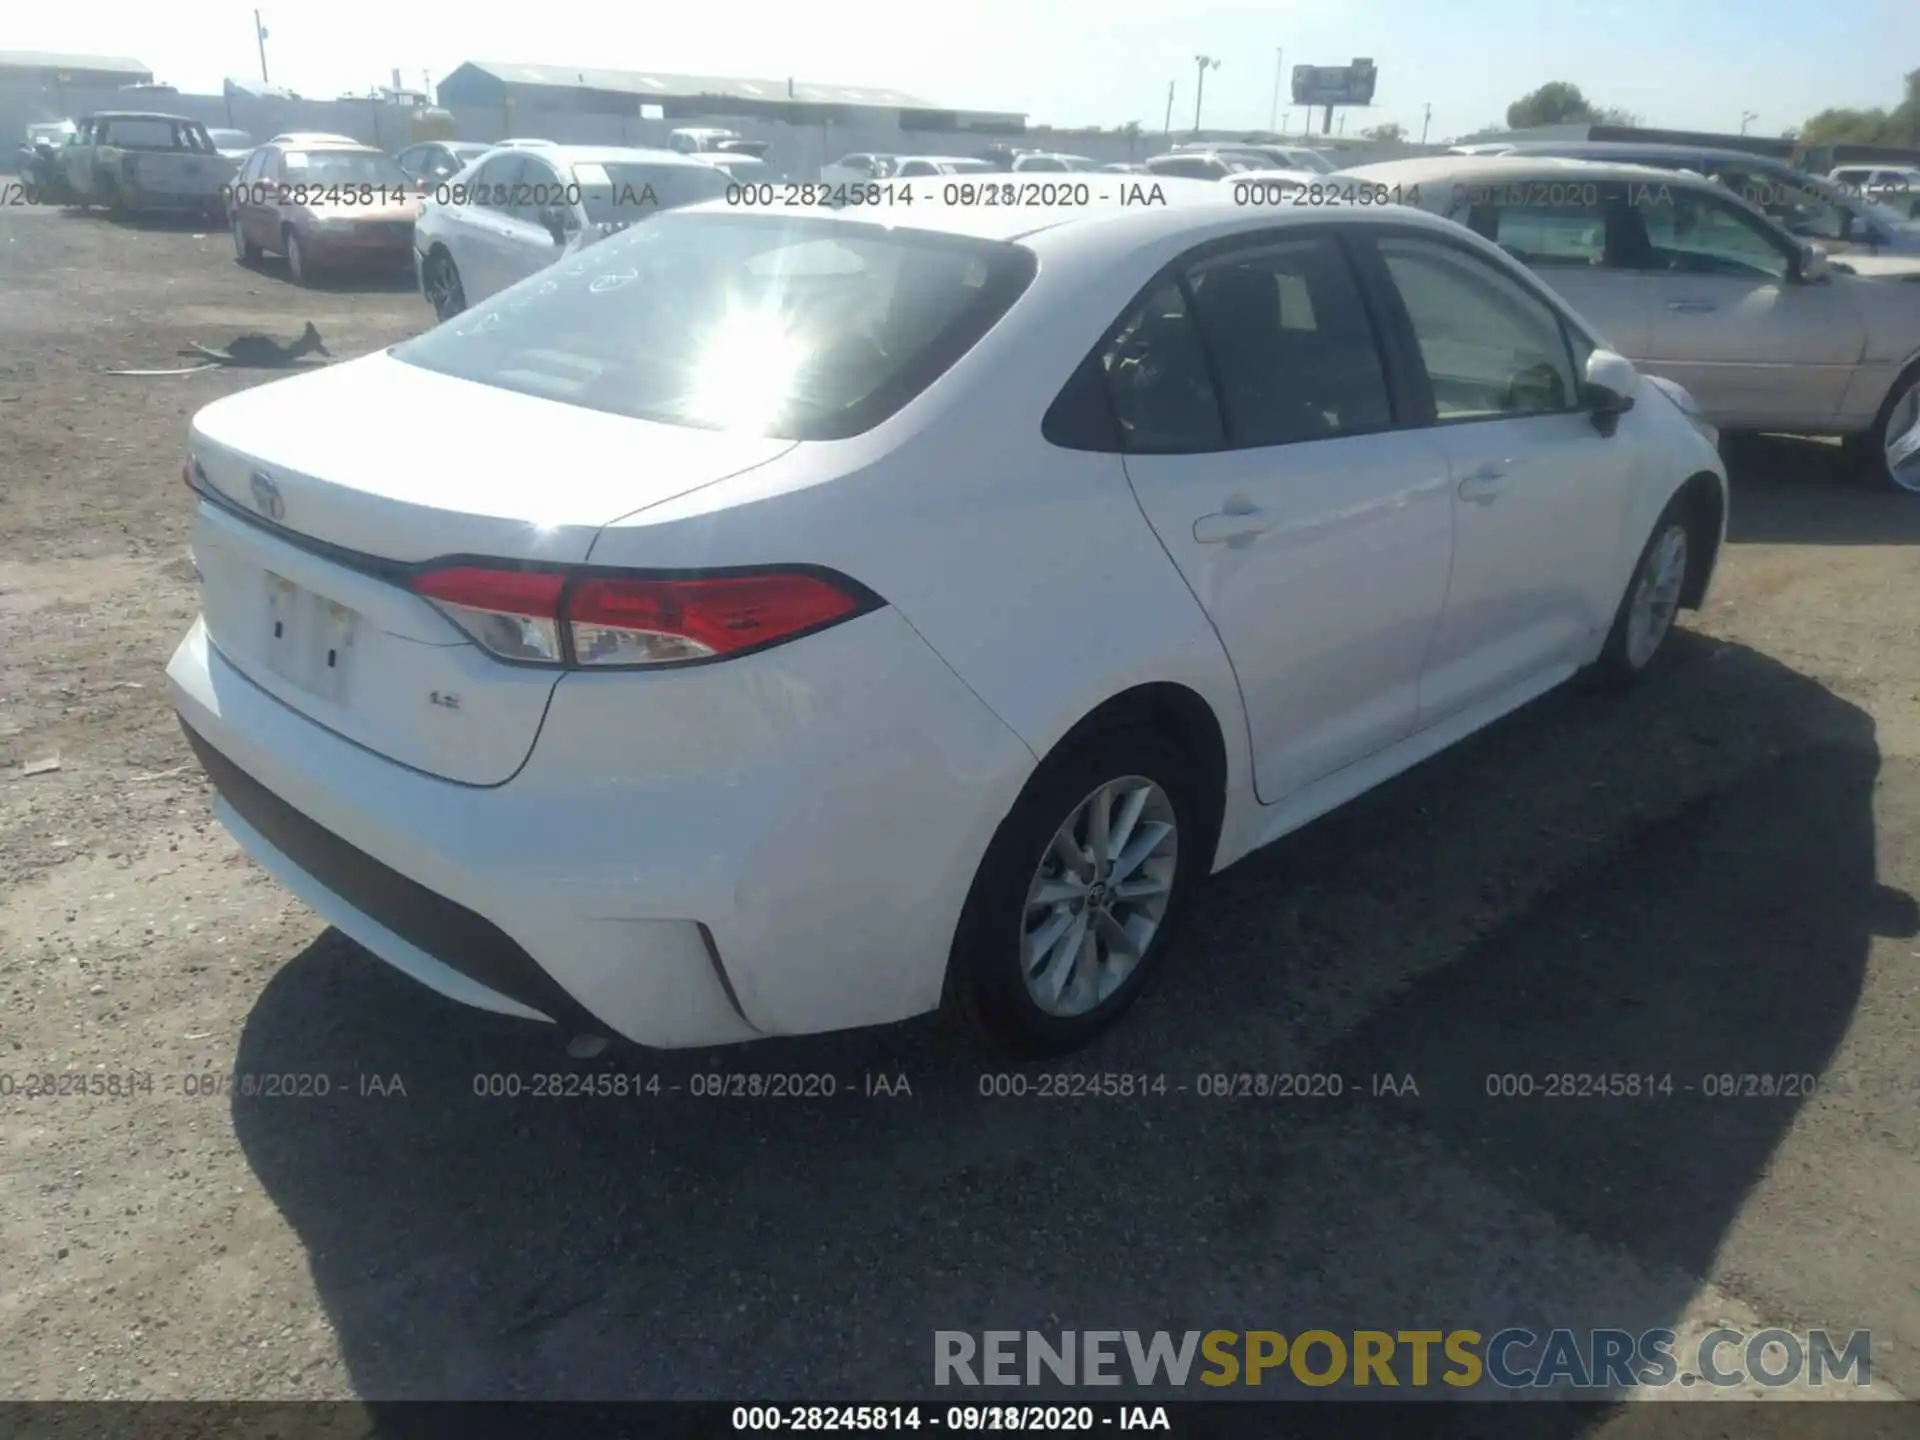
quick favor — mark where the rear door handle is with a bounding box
[1667,300,1718,313]
[1193,504,1276,545]
[1456,463,1509,504]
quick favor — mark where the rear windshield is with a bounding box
[570,161,733,223]
[283,149,408,186]
[391,212,1037,440]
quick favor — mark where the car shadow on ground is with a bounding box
[228,633,1913,1418]
[1724,434,1920,546]
[242,261,421,296]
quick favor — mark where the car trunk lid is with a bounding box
[186,353,797,784]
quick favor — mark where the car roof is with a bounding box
[681,177,1472,247]
[85,110,195,121]
[502,144,712,166]
[1338,154,1705,189]
[1507,140,1804,169]
[277,140,381,153]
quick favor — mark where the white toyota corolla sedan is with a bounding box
[167,185,1727,1057]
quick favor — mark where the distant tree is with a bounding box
[1504,82,1643,130]
[1361,121,1407,141]
[1795,66,1920,146]
[1506,81,1594,128]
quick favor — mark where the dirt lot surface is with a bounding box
[2,191,1918,1425]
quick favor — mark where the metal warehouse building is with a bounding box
[0,50,153,89]
[435,59,1025,138]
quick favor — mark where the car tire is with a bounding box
[232,215,261,266]
[946,722,1209,1058]
[422,249,465,320]
[1590,497,1695,689]
[284,227,310,286]
[1854,364,1920,495]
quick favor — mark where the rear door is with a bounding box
[495,155,569,287]
[1356,229,1635,721]
[1112,228,1455,803]
[452,153,527,301]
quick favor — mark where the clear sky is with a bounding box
[13,0,1915,141]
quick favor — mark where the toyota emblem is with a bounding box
[249,471,285,522]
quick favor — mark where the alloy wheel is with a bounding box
[1884,377,1920,494]
[1020,775,1178,1018]
[1625,524,1688,670]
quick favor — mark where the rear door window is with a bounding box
[1182,236,1394,446]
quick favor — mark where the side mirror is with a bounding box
[1798,244,1832,282]
[537,203,575,245]
[1584,349,1638,435]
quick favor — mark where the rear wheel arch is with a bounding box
[1041,682,1230,865]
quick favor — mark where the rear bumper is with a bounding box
[295,228,415,266]
[166,610,1033,1048]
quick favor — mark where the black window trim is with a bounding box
[1348,223,1596,431]
[1040,221,1421,457]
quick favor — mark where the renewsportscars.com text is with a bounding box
[933,1328,1873,1391]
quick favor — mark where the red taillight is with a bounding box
[408,566,871,668]
[570,573,864,666]
[410,567,568,665]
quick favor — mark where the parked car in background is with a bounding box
[1503,141,1920,256]
[687,152,782,184]
[1172,140,1335,174]
[413,144,732,319]
[17,121,79,202]
[1101,162,1152,174]
[206,128,256,160]
[268,133,362,147]
[168,190,1726,1057]
[1340,155,1920,492]
[892,155,999,177]
[1447,143,1516,156]
[1220,168,1318,201]
[1012,152,1097,172]
[667,127,770,159]
[1829,165,1920,218]
[496,137,557,149]
[228,140,421,284]
[820,152,898,184]
[62,112,236,217]
[394,140,492,189]
[1145,149,1262,180]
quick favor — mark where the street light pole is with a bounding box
[1269,48,1284,133]
[1740,110,1759,135]
[1422,102,1432,144]
[1164,81,1175,137]
[1193,55,1219,135]
[254,9,270,84]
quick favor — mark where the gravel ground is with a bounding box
[1,191,1918,1426]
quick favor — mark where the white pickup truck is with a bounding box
[62,111,237,217]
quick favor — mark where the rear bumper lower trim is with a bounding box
[181,719,608,1035]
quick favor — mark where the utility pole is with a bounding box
[1269,48,1284,133]
[1193,55,1219,135]
[1740,110,1758,135]
[1164,81,1175,137]
[254,10,270,84]
[1422,102,1432,144]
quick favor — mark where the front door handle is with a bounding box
[1456,463,1509,505]
[1667,300,1718,313]
[1194,502,1275,545]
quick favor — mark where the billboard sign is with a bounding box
[1291,59,1378,108]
